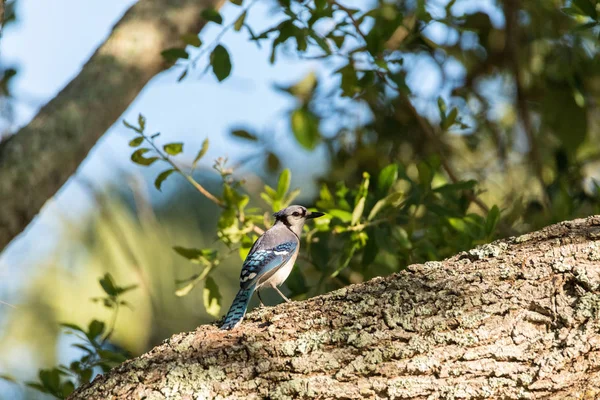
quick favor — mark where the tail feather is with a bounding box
[221,287,254,330]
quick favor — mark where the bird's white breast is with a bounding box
[263,251,298,288]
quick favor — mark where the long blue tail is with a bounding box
[221,286,254,330]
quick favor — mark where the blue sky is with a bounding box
[0,0,334,269]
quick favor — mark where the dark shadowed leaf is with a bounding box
[128,137,144,147]
[266,152,280,171]
[201,8,223,24]
[231,129,257,141]
[181,33,201,48]
[161,48,189,63]
[87,320,105,340]
[211,45,232,81]
[99,273,118,296]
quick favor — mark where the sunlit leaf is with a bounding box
[192,138,209,170]
[128,137,144,147]
[203,277,222,317]
[368,191,403,221]
[351,197,365,226]
[234,10,247,31]
[377,164,398,193]
[291,107,320,150]
[277,169,291,199]
[163,142,183,156]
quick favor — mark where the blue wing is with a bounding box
[239,241,297,289]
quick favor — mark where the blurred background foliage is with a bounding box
[2,0,600,398]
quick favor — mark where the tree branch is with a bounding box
[70,215,600,399]
[0,0,224,252]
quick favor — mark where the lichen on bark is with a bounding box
[71,216,600,399]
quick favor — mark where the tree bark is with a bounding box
[70,216,600,399]
[0,0,223,252]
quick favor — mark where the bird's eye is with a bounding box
[292,212,300,217]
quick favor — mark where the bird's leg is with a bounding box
[273,286,291,303]
[257,290,266,307]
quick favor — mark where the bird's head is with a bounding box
[273,205,324,231]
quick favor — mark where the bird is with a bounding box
[220,205,324,330]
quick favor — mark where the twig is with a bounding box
[141,133,224,207]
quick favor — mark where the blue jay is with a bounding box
[221,205,324,330]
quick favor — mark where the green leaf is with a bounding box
[131,148,159,166]
[266,152,280,171]
[97,349,128,363]
[368,191,404,221]
[163,142,183,156]
[283,188,301,207]
[234,10,247,31]
[60,323,85,333]
[210,45,232,81]
[328,209,353,223]
[230,0,243,4]
[123,119,142,133]
[138,114,146,131]
[351,197,365,226]
[231,129,257,140]
[277,169,291,199]
[161,48,189,63]
[417,161,433,187]
[361,232,377,268]
[39,369,61,393]
[181,33,201,47]
[442,107,458,130]
[201,8,223,24]
[291,107,320,150]
[203,277,222,317]
[128,137,144,147]
[485,205,501,236]
[434,180,477,194]
[173,246,204,263]
[542,86,587,156]
[192,138,209,170]
[0,374,16,383]
[377,164,398,193]
[155,169,176,191]
[87,320,105,340]
[573,0,597,18]
[62,381,75,397]
[99,273,118,296]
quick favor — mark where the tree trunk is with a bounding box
[0,0,223,252]
[70,216,600,399]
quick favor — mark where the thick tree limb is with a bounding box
[0,0,223,251]
[71,216,600,399]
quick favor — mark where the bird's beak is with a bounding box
[306,211,325,219]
